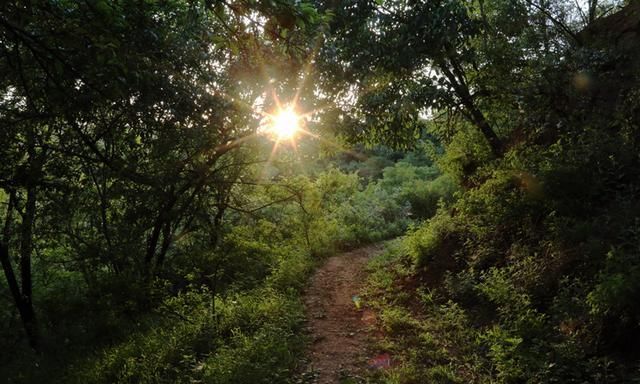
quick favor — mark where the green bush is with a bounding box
[405,209,458,269]
[68,288,304,384]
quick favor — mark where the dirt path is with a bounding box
[299,244,384,383]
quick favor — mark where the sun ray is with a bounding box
[260,135,282,181]
[255,31,357,177]
[291,35,324,107]
[213,132,259,153]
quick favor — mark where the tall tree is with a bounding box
[314,0,606,157]
[0,0,325,348]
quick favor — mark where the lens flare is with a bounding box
[268,107,300,140]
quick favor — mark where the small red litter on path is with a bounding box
[368,353,392,369]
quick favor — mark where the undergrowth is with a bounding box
[1,154,455,384]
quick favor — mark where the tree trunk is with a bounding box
[19,183,39,350]
[464,100,504,157]
[156,221,173,269]
[589,0,598,24]
[1,190,39,350]
[145,213,164,267]
[144,195,179,275]
[438,60,504,157]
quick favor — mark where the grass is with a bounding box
[361,239,477,384]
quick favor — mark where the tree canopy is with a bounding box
[2,0,640,383]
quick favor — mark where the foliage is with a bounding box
[0,0,335,382]
[3,0,640,383]
[337,1,640,383]
[0,116,440,383]
[69,288,304,384]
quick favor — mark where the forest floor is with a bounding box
[296,243,387,384]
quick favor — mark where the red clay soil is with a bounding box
[299,244,385,383]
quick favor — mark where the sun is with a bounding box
[269,107,301,140]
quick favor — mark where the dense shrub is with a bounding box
[1,147,450,383]
[68,288,304,384]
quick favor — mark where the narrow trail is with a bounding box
[300,243,385,383]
